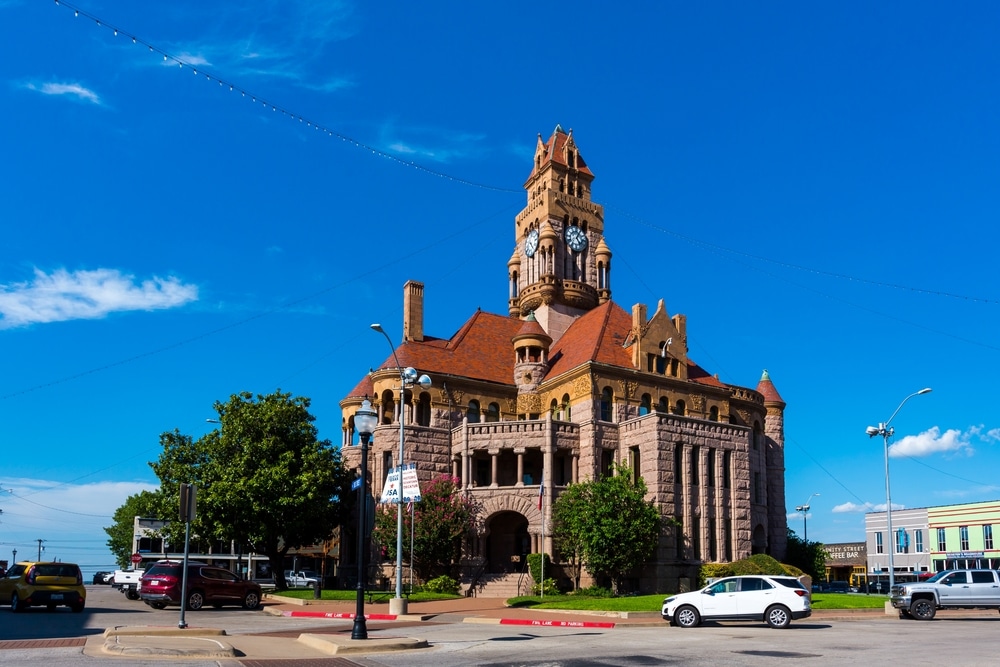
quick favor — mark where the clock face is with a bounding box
[565,225,588,252]
[525,229,539,257]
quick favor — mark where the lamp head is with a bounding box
[370,323,384,333]
[417,374,432,389]
[865,426,880,437]
[355,399,378,438]
[917,388,932,395]
[402,367,419,384]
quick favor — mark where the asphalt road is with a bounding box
[1,585,999,666]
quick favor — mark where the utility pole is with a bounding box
[36,539,46,561]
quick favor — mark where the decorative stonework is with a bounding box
[737,409,750,424]
[691,395,705,413]
[517,393,542,414]
[573,375,592,398]
[617,379,638,399]
[505,398,517,413]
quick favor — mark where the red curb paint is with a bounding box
[499,618,615,629]
[283,611,398,620]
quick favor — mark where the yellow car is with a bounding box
[0,561,86,612]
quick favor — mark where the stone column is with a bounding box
[571,452,579,483]
[490,450,499,488]
[515,448,525,486]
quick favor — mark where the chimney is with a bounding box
[631,303,647,337]
[403,281,424,342]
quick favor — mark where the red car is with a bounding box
[139,561,262,610]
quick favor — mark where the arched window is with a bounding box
[467,400,481,424]
[600,387,614,422]
[674,399,686,416]
[657,396,669,413]
[416,392,432,427]
[709,406,719,422]
[486,402,500,423]
[550,398,559,419]
[561,393,571,421]
[639,393,652,416]
[381,390,395,425]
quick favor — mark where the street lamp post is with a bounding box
[795,493,820,543]
[866,388,932,593]
[351,399,378,640]
[11,549,16,563]
[371,323,431,616]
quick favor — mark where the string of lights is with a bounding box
[51,0,520,196]
[50,0,995,308]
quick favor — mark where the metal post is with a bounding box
[351,431,370,640]
[395,377,406,608]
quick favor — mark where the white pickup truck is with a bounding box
[112,568,145,600]
[891,569,1000,620]
[284,570,319,588]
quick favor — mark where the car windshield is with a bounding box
[922,571,951,584]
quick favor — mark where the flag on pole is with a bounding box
[538,475,544,510]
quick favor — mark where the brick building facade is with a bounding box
[340,126,787,594]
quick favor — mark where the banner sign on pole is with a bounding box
[379,463,422,504]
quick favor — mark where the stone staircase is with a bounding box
[466,572,529,598]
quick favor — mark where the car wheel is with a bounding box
[910,598,936,621]
[11,593,24,613]
[765,604,791,629]
[71,601,85,613]
[187,590,205,611]
[674,605,700,628]
[125,589,140,601]
[243,591,261,610]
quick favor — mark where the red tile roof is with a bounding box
[346,301,728,398]
[527,126,595,181]
[756,370,785,405]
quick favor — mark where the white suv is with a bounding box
[662,574,812,628]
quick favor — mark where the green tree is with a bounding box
[104,489,169,568]
[551,482,588,590]
[150,390,351,588]
[551,463,662,592]
[371,474,478,582]
[784,528,828,581]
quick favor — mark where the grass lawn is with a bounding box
[270,588,463,603]
[508,592,889,612]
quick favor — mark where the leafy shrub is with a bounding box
[532,578,560,596]
[527,553,551,584]
[699,563,734,587]
[424,575,460,595]
[700,555,802,587]
[572,585,614,597]
[746,554,787,575]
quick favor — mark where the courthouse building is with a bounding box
[340,126,788,594]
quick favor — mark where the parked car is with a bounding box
[662,575,811,629]
[112,568,146,599]
[0,561,86,612]
[139,560,262,610]
[283,570,320,588]
[92,571,115,585]
[891,569,1000,620]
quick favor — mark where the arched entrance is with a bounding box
[485,511,530,573]
[752,524,767,555]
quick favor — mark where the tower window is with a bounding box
[600,387,614,422]
[467,400,481,424]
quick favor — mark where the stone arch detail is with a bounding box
[479,494,542,531]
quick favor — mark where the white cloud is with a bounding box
[832,502,873,513]
[888,426,993,458]
[0,478,157,570]
[0,268,198,328]
[25,82,101,105]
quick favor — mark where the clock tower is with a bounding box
[508,126,612,342]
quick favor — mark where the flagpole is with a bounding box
[539,476,544,599]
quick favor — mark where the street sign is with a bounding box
[351,477,363,491]
[130,553,143,565]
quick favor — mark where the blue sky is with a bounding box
[2,1,998,575]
